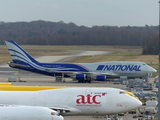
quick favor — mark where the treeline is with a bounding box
[142,34,159,55]
[0,20,158,54]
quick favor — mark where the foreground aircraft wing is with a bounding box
[49,106,83,115]
[49,106,84,115]
[49,107,71,112]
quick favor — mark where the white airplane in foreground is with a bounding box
[0,105,63,120]
[5,40,157,83]
[0,88,142,115]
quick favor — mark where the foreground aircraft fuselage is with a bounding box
[0,106,63,120]
[0,88,142,115]
[5,40,157,83]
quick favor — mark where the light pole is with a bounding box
[158,1,160,120]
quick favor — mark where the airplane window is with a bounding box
[119,91,125,94]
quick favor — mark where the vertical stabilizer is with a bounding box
[5,40,38,64]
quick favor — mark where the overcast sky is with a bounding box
[0,0,158,27]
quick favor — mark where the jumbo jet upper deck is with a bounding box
[5,40,157,83]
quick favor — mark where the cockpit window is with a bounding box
[130,94,135,97]
[120,91,125,94]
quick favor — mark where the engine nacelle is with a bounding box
[96,75,106,81]
[76,74,86,80]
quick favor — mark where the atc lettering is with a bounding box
[76,94,101,104]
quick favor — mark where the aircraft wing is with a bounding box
[44,67,118,76]
[50,107,70,112]
[85,71,118,76]
[53,71,118,76]
[49,106,82,115]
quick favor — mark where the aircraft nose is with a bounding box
[152,68,157,73]
[129,98,142,110]
[148,66,157,73]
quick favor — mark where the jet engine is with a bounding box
[76,74,86,80]
[96,75,106,81]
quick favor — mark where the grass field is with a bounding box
[1,45,158,70]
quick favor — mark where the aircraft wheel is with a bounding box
[87,80,91,83]
[78,80,85,83]
[78,80,81,83]
[88,80,91,83]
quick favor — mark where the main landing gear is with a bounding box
[78,79,91,83]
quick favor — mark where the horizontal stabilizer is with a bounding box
[8,62,30,68]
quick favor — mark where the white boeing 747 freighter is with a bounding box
[5,40,157,83]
